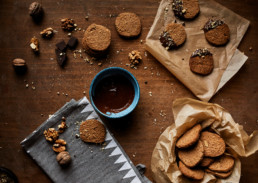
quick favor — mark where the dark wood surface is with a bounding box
[0,0,257,182]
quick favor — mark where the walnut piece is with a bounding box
[58,121,67,133]
[61,18,76,31]
[43,128,59,142]
[30,37,39,52]
[128,50,142,67]
[52,139,66,152]
[40,27,54,38]
[56,151,71,166]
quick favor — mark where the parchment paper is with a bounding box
[145,0,250,101]
[151,98,258,183]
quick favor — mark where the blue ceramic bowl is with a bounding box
[89,67,140,119]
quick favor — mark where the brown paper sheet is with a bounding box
[145,0,250,101]
[151,98,258,183]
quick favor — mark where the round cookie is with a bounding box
[200,131,226,157]
[179,161,204,180]
[80,119,106,143]
[199,157,214,167]
[203,19,230,46]
[115,12,141,38]
[172,0,200,20]
[178,140,204,167]
[189,48,214,75]
[159,22,186,50]
[208,155,235,173]
[176,124,202,149]
[82,24,111,57]
[205,169,233,179]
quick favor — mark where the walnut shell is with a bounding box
[56,151,71,166]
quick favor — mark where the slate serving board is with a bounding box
[21,97,150,183]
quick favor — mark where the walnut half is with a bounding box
[52,139,67,153]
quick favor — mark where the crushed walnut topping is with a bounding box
[43,128,59,142]
[61,18,76,31]
[40,27,54,38]
[128,50,142,68]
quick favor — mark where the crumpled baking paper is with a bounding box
[151,98,258,183]
[145,0,250,101]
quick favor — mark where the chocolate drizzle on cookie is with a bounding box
[159,31,176,50]
[191,48,212,58]
[172,0,186,18]
[203,19,224,32]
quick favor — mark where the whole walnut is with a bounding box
[29,2,44,20]
[56,151,71,166]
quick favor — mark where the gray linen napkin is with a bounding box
[21,97,151,183]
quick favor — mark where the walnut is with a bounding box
[43,128,59,142]
[61,18,76,31]
[58,121,67,133]
[30,37,39,52]
[40,27,54,38]
[128,50,142,67]
[29,2,43,19]
[56,151,71,166]
[52,139,66,152]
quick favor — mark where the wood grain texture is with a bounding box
[0,0,257,182]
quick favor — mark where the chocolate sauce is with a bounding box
[203,19,224,32]
[93,75,135,114]
[159,31,176,50]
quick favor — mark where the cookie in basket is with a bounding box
[200,131,226,157]
[176,124,202,148]
[178,161,204,180]
[178,140,204,167]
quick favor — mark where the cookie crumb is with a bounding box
[249,47,253,51]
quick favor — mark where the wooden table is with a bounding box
[0,0,257,182]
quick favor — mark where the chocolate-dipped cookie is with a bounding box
[172,0,200,20]
[203,18,230,46]
[159,22,186,50]
[189,48,214,75]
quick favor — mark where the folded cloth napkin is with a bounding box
[21,97,151,183]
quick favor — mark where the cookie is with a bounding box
[200,131,225,157]
[189,48,214,75]
[203,18,230,46]
[179,161,204,180]
[82,24,111,57]
[159,22,186,50]
[205,169,233,179]
[80,119,106,143]
[176,124,202,148]
[115,12,141,38]
[199,157,214,167]
[208,155,235,173]
[172,0,200,20]
[178,140,204,167]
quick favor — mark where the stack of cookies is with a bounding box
[176,124,235,180]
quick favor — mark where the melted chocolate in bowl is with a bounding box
[93,74,135,114]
